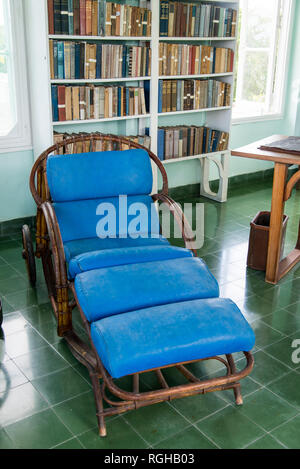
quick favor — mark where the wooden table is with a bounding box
[231,135,300,284]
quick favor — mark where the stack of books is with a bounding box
[47,0,151,37]
[53,131,151,153]
[158,79,231,113]
[49,41,151,79]
[157,125,229,160]
[159,44,234,76]
[160,1,237,38]
[51,84,148,121]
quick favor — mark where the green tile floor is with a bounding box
[0,178,300,449]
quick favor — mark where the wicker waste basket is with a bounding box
[247,211,289,271]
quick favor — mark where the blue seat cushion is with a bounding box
[91,298,255,378]
[64,235,170,262]
[68,245,193,278]
[47,149,153,202]
[74,257,219,322]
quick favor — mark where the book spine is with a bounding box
[48,0,54,34]
[53,0,62,34]
[60,0,69,34]
[51,85,59,121]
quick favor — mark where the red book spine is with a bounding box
[80,0,86,35]
[191,46,195,75]
[57,86,66,121]
[47,0,54,34]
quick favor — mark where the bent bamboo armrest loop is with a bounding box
[284,169,300,201]
[152,193,197,255]
[40,202,68,288]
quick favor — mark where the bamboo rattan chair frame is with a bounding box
[28,133,254,437]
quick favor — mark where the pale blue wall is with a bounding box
[0,150,35,222]
[1,1,300,221]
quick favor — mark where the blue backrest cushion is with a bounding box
[54,195,160,243]
[47,149,153,202]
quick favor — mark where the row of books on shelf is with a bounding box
[51,84,148,121]
[48,0,151,37]
[49,41,151,80]
[158,125,229,161]
[159,44,234,76]
[158,79,231,113]
[53,131,151,154]
[160,1,237,38]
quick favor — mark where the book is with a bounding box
[48,0,54,34]
[49,41,151,79]
[157,125,229,159]
[51,84,148,121]
[159,2,237,38]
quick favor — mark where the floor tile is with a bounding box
[53,391,99,435]
[0,359,28,392]
[31,366,91,405]
[261,309,300,336]
[124,402,189,445]
[4,286,50,311]
[271,415,300,449]
[0,276,30,296]
[170,392,227,424]
[5,409,72,449]
[0,382,48,427]
[154,426,217,449]
[237,388,298,432]
[196,406,265,449]
[249,350,291,386]
[250,319,285,349]
[53,437,84,449]
[13,345,69,380]
[78,418,148,449]
[246,434,286,449]
[267,372,300,410]
[4,326,47,359]
[2,311,28,336]
[264,333,300,370]
[0,428,15,449]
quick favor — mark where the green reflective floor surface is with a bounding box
[0,178,300,449]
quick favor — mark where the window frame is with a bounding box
[232,0,294,125]
[0,0,32,153]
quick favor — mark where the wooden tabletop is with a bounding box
[231,135,300,166]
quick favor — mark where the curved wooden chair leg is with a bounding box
[89,371,107,437]
[226,354,243,406]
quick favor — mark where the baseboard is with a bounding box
[0,216,36,237]
[0,167,298,233]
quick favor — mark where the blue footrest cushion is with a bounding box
[91,298,255,378]
[69,245,193,278]
[75,257,219,322]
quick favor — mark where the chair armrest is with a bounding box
[152,193,197,255]
[40,202,68,288]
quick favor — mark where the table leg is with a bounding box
[265,163,288,284]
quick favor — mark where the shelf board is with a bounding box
[159,73,233,80]
[162,150,229,164]
[49,35,151,41]
[51,77,151,84]
[158,106,231,117]
[52,114,150,126]
[159,37,236,42]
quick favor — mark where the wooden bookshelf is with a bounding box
[24,0,239,202]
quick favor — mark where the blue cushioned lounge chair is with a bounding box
[22,134,255,437]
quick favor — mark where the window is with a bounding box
[233,0,293,122]
[0,0,31,152]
